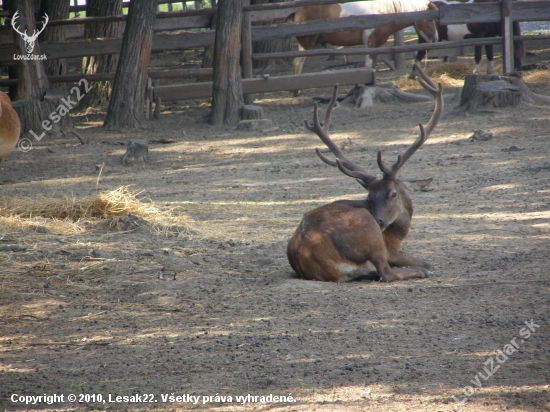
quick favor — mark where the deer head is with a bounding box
[305,63,443,231]
[11,11,49,55]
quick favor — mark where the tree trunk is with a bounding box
[251,0,292,71]
[209,0,245,126]
[103,0,158,129]
[10,0,83,141]
[81,0,123,107]
[9,0,49,135]
[39,0,70,83]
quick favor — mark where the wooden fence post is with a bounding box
[241,0,254,104]
[393,30,405,70]
[501,0,513,74]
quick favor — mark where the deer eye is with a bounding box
[389,191,398,199]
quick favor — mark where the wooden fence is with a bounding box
[1,0,550,109]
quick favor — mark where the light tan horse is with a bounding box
[287,0,438,75]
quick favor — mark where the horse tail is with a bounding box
[285,12,295,23]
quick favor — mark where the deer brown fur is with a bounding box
[0,91,21,165]
[287,64,443,282]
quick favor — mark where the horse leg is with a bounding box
[293,37,317,96]
[485,44,494,74]
[473,45,483,74]
[411,37,427,79]
[362,29,375,69]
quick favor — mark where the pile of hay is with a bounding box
[0,186,196,237]
[394,62,473,90]
[524,70,550,85]
[425,62,473,79]
[0,186,157,221]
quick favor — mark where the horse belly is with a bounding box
[446,24,470,41]
[319,31,364,47]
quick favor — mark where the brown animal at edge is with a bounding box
[0,91,21,166]
[287,64,443,283]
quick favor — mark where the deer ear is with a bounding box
[402,178,433,192]
[356,177,375,190]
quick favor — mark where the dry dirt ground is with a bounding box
[1,40,550,412]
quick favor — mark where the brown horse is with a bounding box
[287,0,438,76]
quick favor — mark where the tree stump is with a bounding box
[458,73,550,112]
[122,139,149,166]
[459,74,521,112]
[13,89,85,143]
[237,118,273,131]
[241,104,264,120]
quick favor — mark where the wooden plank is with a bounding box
[440,2,500,24]
[0,16,210,46]
[154,68,375,101]
[252,10,439,42]
[0,69,215,87]
[0,16,211,46]
[154,82,213,101]
[513,2,550,22]
[154,16,211,31]
[0,31,215,62]
[242,68,374,94]
[250,8,298,23]
[252,36,502,60]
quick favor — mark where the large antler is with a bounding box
[305,84,377,187]
[377,63,443,179]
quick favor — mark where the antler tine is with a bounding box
[322,83,339,132]
[315,148,337,167]
[380,68,443,179]
[336,159,377,187]
[305,84,376,183]
[377,151,396,179]
[413,63,438,95]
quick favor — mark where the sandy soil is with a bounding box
[1,40,550,412]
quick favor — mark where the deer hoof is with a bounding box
[419,269,433,278]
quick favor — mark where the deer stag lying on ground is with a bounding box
[0,91,21,166]
[287,64,442,282]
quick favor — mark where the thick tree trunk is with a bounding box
[103,0,158,129]
[11,0,82,141]
[209,0,245,126]
[9,0,49,136]
[81,0,123,107]
[39,0,70,82]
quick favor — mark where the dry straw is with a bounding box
[395,62,474,90]
[0,186,157,220]
[524,70,550,85]
[0,186,195,236]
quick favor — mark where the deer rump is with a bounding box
[287,64,443,283]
